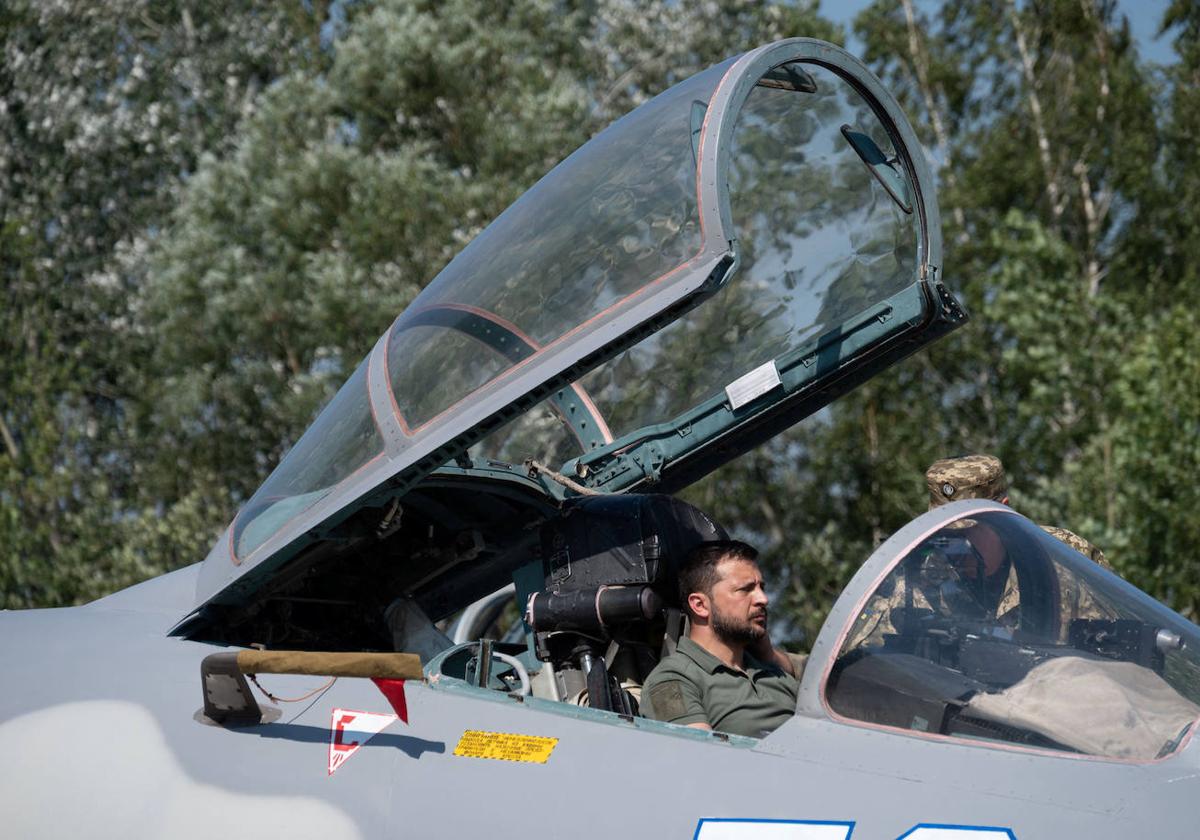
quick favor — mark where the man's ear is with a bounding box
[686,591,710,622]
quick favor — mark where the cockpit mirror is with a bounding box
[841,125,913,214]
[756,62,818,93]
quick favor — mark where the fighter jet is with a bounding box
[3,38,1198,840]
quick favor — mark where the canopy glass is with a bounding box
[230,60,733,560]
[826,510,1200,761]
[576,60,918,437]
[217,43,934,576]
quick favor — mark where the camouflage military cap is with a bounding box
[1041,525,1111,570]
[926,455,1008,508]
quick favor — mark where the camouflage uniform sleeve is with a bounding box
[995,564,1020,626]
[844,591,894,651]
[1041,525,1110,569]
[845,580,941,650]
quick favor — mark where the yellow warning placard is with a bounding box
[453,730,558,764]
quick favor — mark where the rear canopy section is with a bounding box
[818,504,1200,761]
[188,39,964,633]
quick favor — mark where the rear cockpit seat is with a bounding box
[522,494,727,713]
[419,494,727,713]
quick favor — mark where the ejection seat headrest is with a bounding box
[537,494,728,606]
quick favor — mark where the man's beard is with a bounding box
[711,606,767,646]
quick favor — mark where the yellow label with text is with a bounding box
[453,730,558,763]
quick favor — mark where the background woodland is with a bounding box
[3,0,1198,646]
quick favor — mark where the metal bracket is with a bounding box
[197,652,276,727]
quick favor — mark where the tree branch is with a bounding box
[1074,158,1107,297]
[1075,0,1113,298]
[1006,0,1067,222]
[900,0,967,236]
[0,412,19,461]
[864,395,883,548]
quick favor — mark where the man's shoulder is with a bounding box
[640,647,709,725]
[1040,524,1110,569]
[643,647,705,689]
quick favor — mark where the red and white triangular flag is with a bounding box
[328,708,397,775]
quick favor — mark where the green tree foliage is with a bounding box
[0,0,332,605]
[137,0,596,511]
[3,0,1198,646]
[587,0,838,120]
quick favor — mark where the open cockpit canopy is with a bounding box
[191,39,964,624]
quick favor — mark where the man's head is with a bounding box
[678,540,767,646]
[925,456,1011,598]
[925,454,1009,509]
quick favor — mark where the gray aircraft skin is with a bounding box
[3,39,1199,840]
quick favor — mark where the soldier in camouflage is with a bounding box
[845,455,1112,650]
[924,455,1108,569]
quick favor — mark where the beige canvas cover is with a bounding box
[965,656,1199,760]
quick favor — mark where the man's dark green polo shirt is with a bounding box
[640,636,799,738]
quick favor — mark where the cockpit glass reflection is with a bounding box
[828,511,1200,760]
[225,60,734,560]
[385,59,732,431]
[233,358,382,558]
[579,61,919,437]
